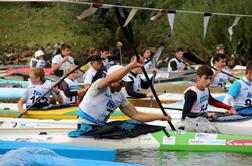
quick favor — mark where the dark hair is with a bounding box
[61,43,71,50]
[86,47,97,56]
[100,46,110,52]
[197,65,213,77]
[175,47,184,53]
[246,60,252,74]
[142,47,151,54]
[213,53,226,64]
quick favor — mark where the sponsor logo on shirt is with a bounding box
[200,95,208,103]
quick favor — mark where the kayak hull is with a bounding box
[0,128,252,153]
[0,140,116,161]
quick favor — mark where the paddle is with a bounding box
[183,52,240,80]
[67,59,86,73]
[170,52,197,71]
[115,7,176,134]
[17,56,92,119]
[234,38,244,65]
[151,45,164,85]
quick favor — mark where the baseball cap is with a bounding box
[107,65,127,81]
[216,44,225,50]
[34,50,45,58]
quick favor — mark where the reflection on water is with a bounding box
[116,149,252,166]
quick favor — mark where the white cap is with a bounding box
[34,50,45,58]
[107,65,127,81]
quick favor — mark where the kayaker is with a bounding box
[68,56,171,137]
[182,65,237,121]
[82,55,106,95]
[58,65,87,105]
[29,50,47,68]
[210,44,225,66]
[100,45,121,70]
[122,57,153,98]
[223,60,252,115]
[18,68,63,113]
[211,53,236,91]
[142,47,153,71]
[51,43,75,77]
[167,47,188,72]
[79,47,98,73]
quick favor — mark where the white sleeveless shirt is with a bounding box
[63,78,79,104]
[211,68,231,90]
[185,86,209,113]
[36,60,46,68]
[79,79,129,124]
[122,73,141,97]
[25,80,51,106]
[167,58,185,72]
[234,78,252,107]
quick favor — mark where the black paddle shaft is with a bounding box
[115,7,176,134]
[129,33,176,132]
[183,52,239,80]
[17,56,91,118]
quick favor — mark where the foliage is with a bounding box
[0,0,251,64]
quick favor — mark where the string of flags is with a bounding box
[63,0,252,40]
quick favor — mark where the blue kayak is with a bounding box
[0,88,25,99]
[0,141,116,161]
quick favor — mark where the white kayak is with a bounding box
[0,128,160,150]
[1,122,252,153]
[1,104,251,137]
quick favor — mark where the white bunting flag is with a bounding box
[123,8,139,27]
[77,3,103,20]
[150,9,166,21]
[203,12,212,39]
[228,16,241,41]
[167,10,176,37]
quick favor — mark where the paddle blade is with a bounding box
[183,52,206,64]
[236,38,244,51]
[152,45,165,66]
[115,7,134,44]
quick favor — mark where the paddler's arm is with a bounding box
[18,89,29,113]
[209,93,237,115]
[120,103,171,122]
[18,99,26,113]
[97,56,143,89]
[51,56,69,72]
[52,86,63,104]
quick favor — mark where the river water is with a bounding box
[116,149,252,166]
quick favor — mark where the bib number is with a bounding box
[30,96,48,104]
[245,99,252,106]
[217,82,226,88]
[200,104,208,112]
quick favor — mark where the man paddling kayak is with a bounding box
[68,56,171,138]
[182,65,237,120]
[223,60,252,115]
[211,53,236,91]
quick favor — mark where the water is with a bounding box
[116,149,252,166]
